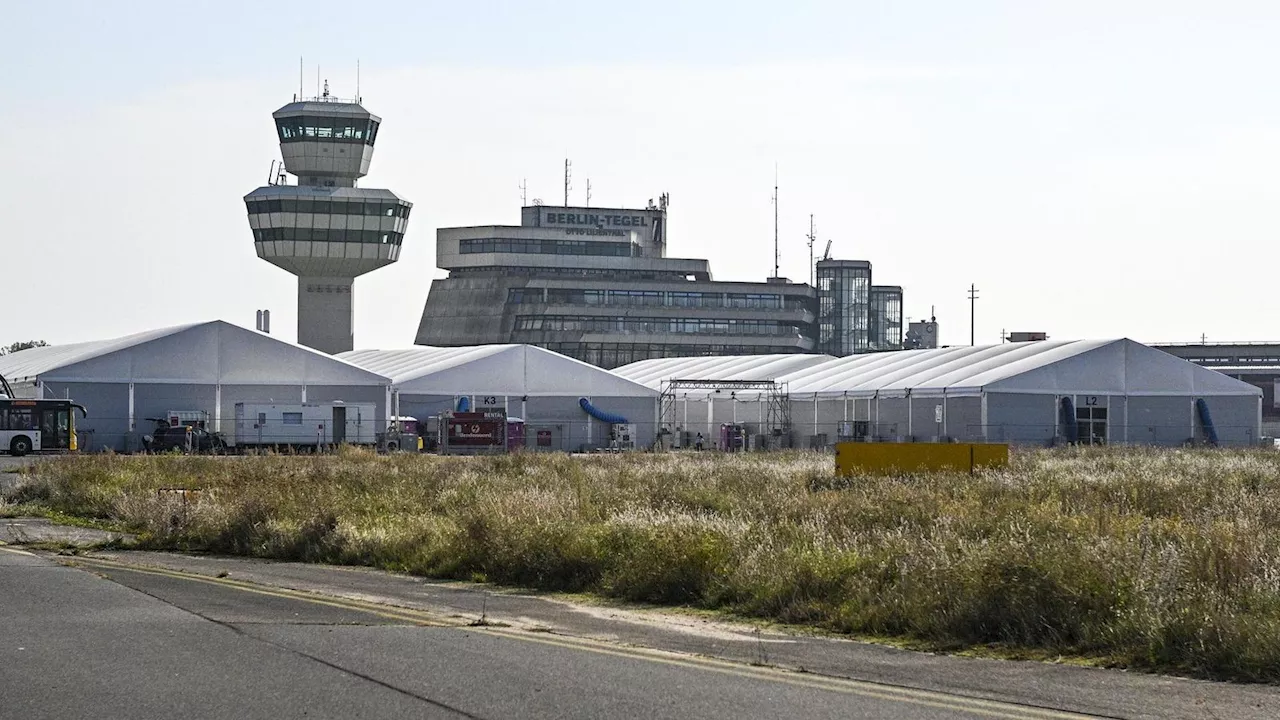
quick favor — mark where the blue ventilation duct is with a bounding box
[579,397,628,424]
[1060,396,1078,444]
[1195,398,1219,446]
[456,396,471,413]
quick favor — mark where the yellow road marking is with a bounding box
[463,627,1095,720]
[0,545,36,556]
[67,558,447,627]
[67,556,1102,720]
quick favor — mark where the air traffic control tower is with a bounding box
[244,85,412,354]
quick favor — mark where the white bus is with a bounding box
[0,398,88,456]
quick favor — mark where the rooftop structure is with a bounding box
[245,87,412,354]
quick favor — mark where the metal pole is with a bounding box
[773,165,779,279]
[807,214,815,286]
[968,283,980,346]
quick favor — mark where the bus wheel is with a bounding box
[10,436,32,457]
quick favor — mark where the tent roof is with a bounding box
[0,321,390,386]
[785,341,1117,396]
[613,340,1263,398]
[0,324,200,383]
[612,354,835,390]
[339,345,658,398]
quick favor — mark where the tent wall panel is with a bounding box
[944,397,984,442]
[910,400,944,442]
[873,398,910,441]
[1127,396,1195,446]
[984,393,1057,445]
[394,393,657,451]
[1199,396,1260,446]
[39,382,132,452]
[815,400,845,445]
[132,385,218,432]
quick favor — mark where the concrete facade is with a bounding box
[415,198,905,368]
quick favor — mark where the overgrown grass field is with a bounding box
[5,448,1280,682]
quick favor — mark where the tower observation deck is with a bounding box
[244,88,412,354]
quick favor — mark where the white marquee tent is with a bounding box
[339,345,658,450]
[0,321,391,451]
[615,340,1263,447]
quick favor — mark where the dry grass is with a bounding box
[6,447,1280,682]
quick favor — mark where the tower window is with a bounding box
[274,115,377,144]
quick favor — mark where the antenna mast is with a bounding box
[564,159,572,207]
[586,178,592,208]
[968,284,980,346]
[519,178,527,206]
[298,56,303,102]
[806,214,816,286]
[772,164,779,278]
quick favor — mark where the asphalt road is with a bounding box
[0,548,1095,720]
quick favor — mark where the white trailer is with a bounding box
[233,402,376,448]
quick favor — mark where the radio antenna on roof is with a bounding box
[564,158,572,207]
[806,214,816,285]
[771,163,779,278]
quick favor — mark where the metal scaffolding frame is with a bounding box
[659,378,791,448]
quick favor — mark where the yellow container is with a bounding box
[835,442,1008,476]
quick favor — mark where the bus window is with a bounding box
[7,409,34,431]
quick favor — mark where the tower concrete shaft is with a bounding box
[298,277,354,354]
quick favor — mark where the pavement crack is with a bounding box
[222,624,487,720]
[89,569,487,720]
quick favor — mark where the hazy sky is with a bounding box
[3,1,1278,349]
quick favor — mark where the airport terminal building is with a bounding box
[415,198,906,368]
